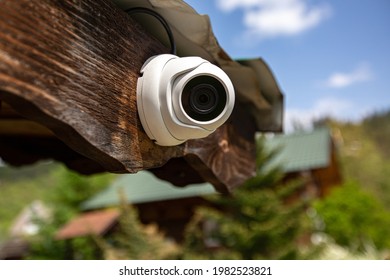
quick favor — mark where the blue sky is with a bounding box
[185,0,390,131]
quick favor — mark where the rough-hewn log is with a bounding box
[0,0,182,172]
[0,0,256,192]
[184,104,257,193]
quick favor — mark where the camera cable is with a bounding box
[126,7,177,55]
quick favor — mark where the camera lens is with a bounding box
[190,84,218,114]
[182,76,227,122]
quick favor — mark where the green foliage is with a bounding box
[181,137,312,260]
[96,201,178,260]
[325,110,390,209]
[51,166,113,208]
[27,166,114,259]
[313,111,390,254]
[0,162,113,242]
[112,205,152,259]
[26,219,67,260]
[314,181,390,252]
[362,110,390,158]
[0,162,59,241]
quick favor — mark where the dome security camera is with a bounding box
[137,54,235,146]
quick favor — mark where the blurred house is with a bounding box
[9,200,51,237]
[56,128,341,247]
[0,200,51,259]
[56,172,216,243]
[265,127,342,200]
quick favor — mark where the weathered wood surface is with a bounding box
[0,0,256,192]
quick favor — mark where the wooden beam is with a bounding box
[185,103,257,193]
[0,120,54,137]
[0,136,106,174]
[0,0,256,192]
[0,0,179,171]
[0,102,21,118]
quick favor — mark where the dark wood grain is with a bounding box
[185,104,257,193]
[0,0,181,172]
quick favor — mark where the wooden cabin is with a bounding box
[55,128,342,246]
[265,128,342,199]
[56,171,216,243]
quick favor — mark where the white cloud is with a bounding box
[216,0,331,38]
[323,63,373,88]
[285,97,363,132]
[217,0,264,11]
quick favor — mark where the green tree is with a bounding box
[181,137,313,260]
[314,181,390,252]
[362,109,390,158]
[96,201,178,260]
[317,110,390,209]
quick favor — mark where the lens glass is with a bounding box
[181,76,227,122]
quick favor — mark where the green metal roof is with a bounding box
[265,128,331,173]
[82,129,330,211]
[81,171,216,211]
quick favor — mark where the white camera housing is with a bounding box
[137,54,235,146]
